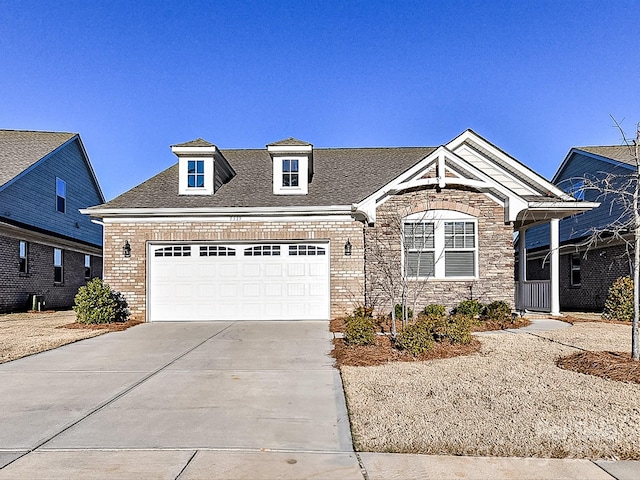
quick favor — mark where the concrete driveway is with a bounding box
[0,321,361,479]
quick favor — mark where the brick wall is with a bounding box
[364,187,515,314]
[102,219,365,321]
[0,234,102,312]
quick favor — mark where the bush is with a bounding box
[454,299,485,318]
[73,278,129,324]
[485,301,512,322]
[352,305,374,318]
[423,304,447,319]
[603,276,634,322]
[344,315,376,346]
[444,314,473,344]
[392,303,413,319]
[395,320,434,355]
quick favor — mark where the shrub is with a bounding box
[73,278,129,324]
[485,301,512,322]
[423,304,447,319]
[454,299,485,318]
[395,319,434,355]
[444,314,473,344]
[344,315,376,346]
[392,303,413,319]
[603,276,634,322]
[353,305,374,318]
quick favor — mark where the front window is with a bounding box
[54,248,63,283]
[403,211,477,279]
[570,253,581,286]
[19,241,28,273]
[84,255,91,279]
[282,159,299,187]
[187,160,205,188]
[56,178,66,213]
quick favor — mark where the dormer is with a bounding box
[172,138,235,195]
[267,137,313,195]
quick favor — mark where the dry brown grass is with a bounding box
[340,322,640,460]
[0,311,140,364]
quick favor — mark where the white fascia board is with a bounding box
[171,145,218,156]
[81,205,353,218]
[447,130,572,200]
[101,214,355,224]
[527,200,600,211]
[267,145,313,153]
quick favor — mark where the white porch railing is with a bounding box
[515,280,551,312]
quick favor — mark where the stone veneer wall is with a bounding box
[365,187,515,314]
[102,219,365,321]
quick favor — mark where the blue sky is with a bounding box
[1,1,639,201]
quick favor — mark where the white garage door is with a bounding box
[148,242,330,321]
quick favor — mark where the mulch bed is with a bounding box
[561,314,631,325]
[332,336,481,367]
[59,319,143,332]
[557,350,640,385]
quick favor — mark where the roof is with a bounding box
[0,130,76,186]
[95,146,436,209]
[576,146,637,167]
[266,137,312,147]
[171,138,216,148]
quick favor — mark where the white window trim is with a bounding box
[54,248,63,284]
[56,177,66,213]
[570,253,581,287]
[178,157,214,195]
[402,210,478,280]
[19,240,28,273]
[84,254,91,279]
[272,155,308,195]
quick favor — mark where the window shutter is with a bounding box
[445,251,475,277]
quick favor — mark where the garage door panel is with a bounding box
[149,242,329,321]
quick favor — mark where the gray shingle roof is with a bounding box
[577,146,637,166]
[95,146,436,209]
[267,137,312,147]
[172,138,216,148]
[0,130,76,186]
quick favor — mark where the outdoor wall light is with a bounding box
[123,240,131,258]
[344,239,352,256]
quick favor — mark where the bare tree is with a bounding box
[570,117,640,360]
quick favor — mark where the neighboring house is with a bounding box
[0,130,104,312]
[521,145,636,311]
[83,130,596,322]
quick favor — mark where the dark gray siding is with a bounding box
[525,151,634,250]
[0,139,103,247]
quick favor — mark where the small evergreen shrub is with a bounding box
[352,305,374,318]
[423,304,447,319]
[73,278,129,324]
[445,314,473,344]
[344,315,376,346]
[395,320,434,355]
[602,276,634,322]
[485,301,512,322]
[454,299,485,318]
[393,303,413,319]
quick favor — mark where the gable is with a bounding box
[0,137,104,247]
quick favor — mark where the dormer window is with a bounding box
[282,159,299,187]
[267,138,313,195]
[188,160,205,188]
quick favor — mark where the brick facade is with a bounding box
[102,219,365,321]
[365,187,515,314]
[0,233,103,312]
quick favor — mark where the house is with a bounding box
[82,130,596,322]
[520,145,635,311]
[0,130,104,312]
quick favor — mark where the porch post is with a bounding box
[518,227,527,311]
[550,218,560,316]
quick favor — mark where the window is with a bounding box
[56,178,66,213]
[289,245,326,256]
[154,245,191,257]
[84,255,91,279]
[244,245,281,256]
[200,245,236,257]
[54,248,63,283]
[282,159,299,187]
[19,241,28,273]
[187,160,205,188]
[403,211,477,279]
[570,253,581,286]
[569,180,585,201]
